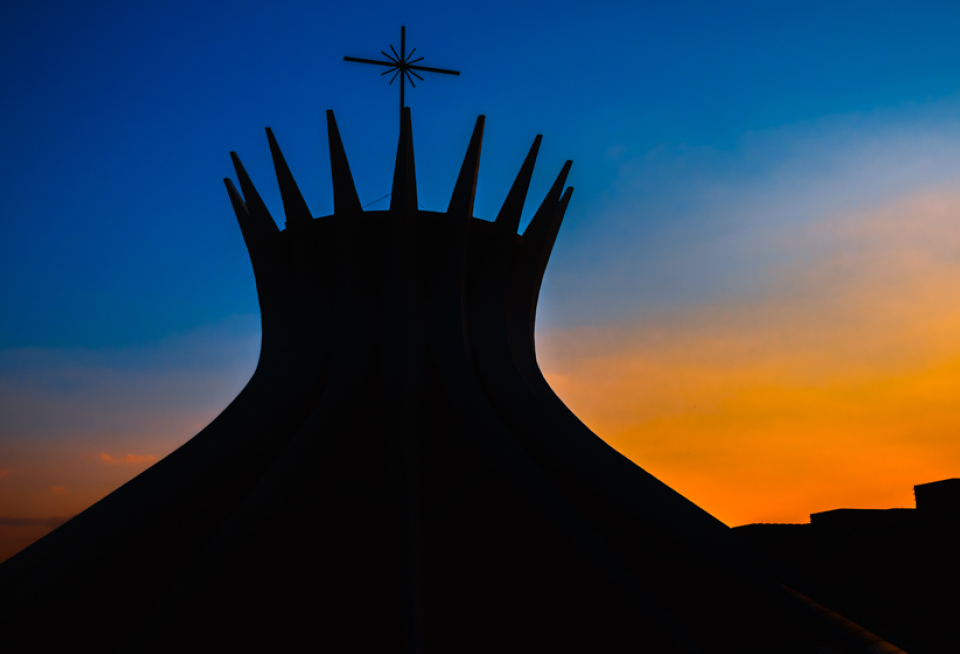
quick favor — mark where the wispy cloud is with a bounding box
[100,453,156,465]
[539,97,960,330]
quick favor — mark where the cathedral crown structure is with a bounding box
[0,108,904,654]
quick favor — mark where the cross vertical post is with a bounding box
[399,26,405,115]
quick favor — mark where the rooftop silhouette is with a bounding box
[736,478,960,652]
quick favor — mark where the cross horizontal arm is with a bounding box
[344,56,396,68]
[408,64,460,75]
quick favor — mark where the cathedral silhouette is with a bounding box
[0,108,910,653]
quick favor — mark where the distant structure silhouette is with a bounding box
[737,478,960,653]
[0,108,911,653]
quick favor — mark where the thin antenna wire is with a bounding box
[360,192,428,211]
[362,193,392,209]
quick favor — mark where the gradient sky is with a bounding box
[4,0,960,561]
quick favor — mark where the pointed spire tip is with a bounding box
[327,109,363,215]
[495,134,542,229]
[391,105,417,213]
[265,127,312,225]
[447,114,485,217]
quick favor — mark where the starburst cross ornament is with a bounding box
[345,25,460,122]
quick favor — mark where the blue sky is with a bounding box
[4,0,960,553]
[5,0,960,347]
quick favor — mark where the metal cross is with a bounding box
[345,26,460,122]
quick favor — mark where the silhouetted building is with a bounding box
[810,507,918,533]
[0,109,908,654]
[914,477,960,517]
[736,479,960,653]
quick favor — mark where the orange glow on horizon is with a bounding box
[539,187,960,526]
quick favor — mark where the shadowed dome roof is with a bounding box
[0,108,907,654]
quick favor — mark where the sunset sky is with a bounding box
[3,0,960,562]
